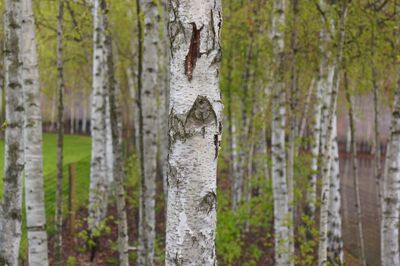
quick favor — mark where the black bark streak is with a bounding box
[185,23,203,81]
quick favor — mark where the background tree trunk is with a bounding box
[88,0,108,233]
[0,1,24,264]
[166,0,223,264]
[104,15,129,265]
[137,0,159,264]
[20,0,49,264]
[270,0,294,264]
[55,0,65,264]
[381,69,400,266]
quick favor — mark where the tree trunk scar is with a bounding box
[185,23,203,81]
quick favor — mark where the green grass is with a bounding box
[0,133,92,256]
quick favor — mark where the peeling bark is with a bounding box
[166,1,223,264]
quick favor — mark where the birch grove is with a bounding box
[0,0,397,265]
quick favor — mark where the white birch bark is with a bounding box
[166,0,223,264]
[104,20,130,265]
[308,75,322,217]
[159,0,170,206]
[270,0,294,264]
[318,2,347,265]
[105,96,114,185]
[88,0,108,232]
[20,0,49,264]
[0,1,24,264]
[137,0,159,264]
[327,114,343,265]
[381,72,400,266]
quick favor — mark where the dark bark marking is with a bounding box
[185,23,203,81]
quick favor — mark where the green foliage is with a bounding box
[66,256,77,266]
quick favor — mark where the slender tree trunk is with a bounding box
[104,14,129,265]
[381,69,400,266]
[372,66,382,218]
[345,72,366,266]
[88,0,108,233]
[226,52,240,210]
[70,90,75,134]
[137,0,159,264]
[327,114,343,264]
[298,78,314,141]
[166,1,223,264]
[0,1,24,264]
[158,0,170,207]
[308,74,322,217]
[288,0,299,222]
[318,2,347,265]
[54,0,65,264]
[50,92,57,132]
[82,96,88,134]
[105,96,114,186]
[270,0,294,264]
[20,0,49,264]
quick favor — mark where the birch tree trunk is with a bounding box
[288,0,299,222]
[104,20,129,266]
[105,96,114,186]
[381,70,400,266]
[20,0,49,264]
[0,1,24,264]
[327,114,343,265]
[88,0,108,233]
[54,0,65,263]
[70,90,75,134]
[137,0,159,264]
[308,73,322,217]
[166,0,223,264]
[158,0,170,204]
[318,2,347,265]
[270,0,294,264]
[345,72,366,266]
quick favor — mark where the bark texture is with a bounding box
[88,0,108,232]
[381,69,400,266]
[326,115,343,265]
[104,24,129,266]
[0,1,24,264]
[20,0,49,264]
[318,2,347,265]
[166,0,223,265]
[270,0,294,264]
[137,0,159,264]
[55,0,65,263]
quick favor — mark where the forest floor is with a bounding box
[0,134,363,265]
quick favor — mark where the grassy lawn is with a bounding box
[0,133,92,255]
